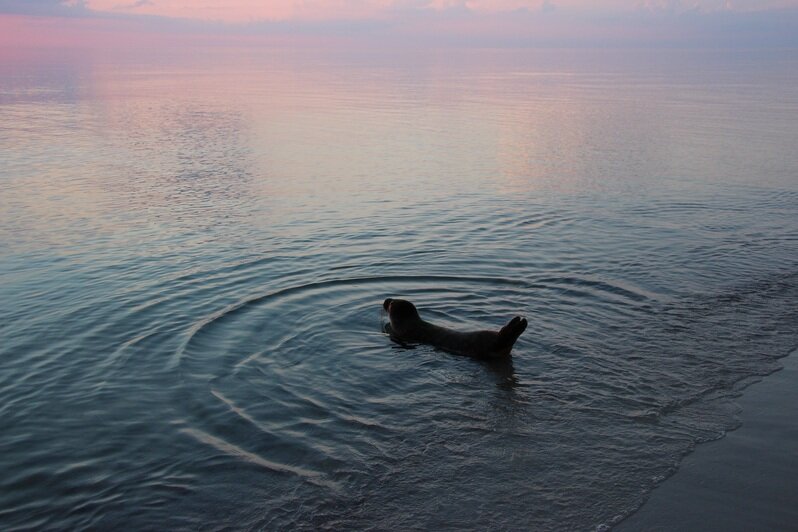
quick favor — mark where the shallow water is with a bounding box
[1,48,797,530]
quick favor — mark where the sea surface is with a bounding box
[1,47,797,531]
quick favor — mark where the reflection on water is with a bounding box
[1,47,797,530]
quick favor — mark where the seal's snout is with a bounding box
[383,298,393,311]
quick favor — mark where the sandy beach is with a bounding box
[617,348,798,531]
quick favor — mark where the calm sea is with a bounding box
[1,48,797,530]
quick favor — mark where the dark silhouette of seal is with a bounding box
[383,298,527,359]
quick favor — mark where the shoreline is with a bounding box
[616,348,798,531]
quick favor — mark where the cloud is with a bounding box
[0,0,90,16]
[2,0,798,48]
[114,0,153,9]
[540,0,556,13]
[4,0,797,21]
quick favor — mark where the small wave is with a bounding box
[536,275,655,304]
[179,427,339,490]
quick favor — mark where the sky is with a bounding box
[1,0,798,48]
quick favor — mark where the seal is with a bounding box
[383,298,527,359]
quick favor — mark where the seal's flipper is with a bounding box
[499,316,527,347]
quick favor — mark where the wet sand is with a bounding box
[616,348,798,531]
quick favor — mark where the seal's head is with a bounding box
[383,298,420,319]
[383,298,421,336]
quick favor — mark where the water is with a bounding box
[1,47,797,530]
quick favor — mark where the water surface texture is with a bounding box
[1,48,797,530]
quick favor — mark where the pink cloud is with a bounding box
[79,0,798,22]
[83,0,387,21]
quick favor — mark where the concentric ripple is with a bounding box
[165,266,798,531]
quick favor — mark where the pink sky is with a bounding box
[80,0,798,22]
[2,0,798,48]
[82,1,643,22]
